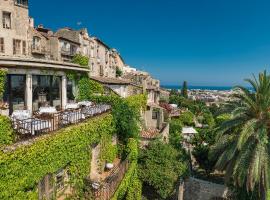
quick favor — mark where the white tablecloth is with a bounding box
[39,107,57,114]
[65,103,79,109]
[11,110,31,120]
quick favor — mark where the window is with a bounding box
[15,0,28,7]
[152,109,159,120]
[22,41,26,55]
[3,12,11,29]
[13,39,21,55]
[55,169,65,192]
[33,36,41,50]
[0,38,4,53]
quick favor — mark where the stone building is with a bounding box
[0,0,88,114]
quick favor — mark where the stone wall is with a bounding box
[179,177,229,200]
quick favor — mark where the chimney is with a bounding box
[29,17,34,28]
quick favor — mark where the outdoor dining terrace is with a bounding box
[10,101,111,140]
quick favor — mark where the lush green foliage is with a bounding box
[72,54,89,67]
[192,129,217,175]
[77,77,104,100]
[0,115,14,146]
[112,139,141,200]
[210,71,270,199]
[215,113,231,126]
[116,66,123,77]
[179,111,194,126]
[0,69,7,99]
[138,140,188,199]
[100,134,118,165]
[0,114,115,199]
[181,81,188,98]
[112,95,146,144]
[169,118,183,150]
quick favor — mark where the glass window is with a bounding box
[2,12,11,29]
[16,0,28,7]
[3,75,26,114]
[67,79,75,102]
[32,75,61,111]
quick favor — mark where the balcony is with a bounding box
[87,158,130,200]
[61,48,76,57]
[11,104,111,142]
[31,45,47,55]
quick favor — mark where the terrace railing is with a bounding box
[12,104,111,137]
[91,158,130,200]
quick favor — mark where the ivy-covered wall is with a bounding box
[0,69,7,100]
[0,114,115,199]
[0,115,14,146]
[111,139,142,200]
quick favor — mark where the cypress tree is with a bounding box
[181,81,188,98]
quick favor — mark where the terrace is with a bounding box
[10,102,111,141]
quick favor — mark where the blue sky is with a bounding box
[29,0,270,86]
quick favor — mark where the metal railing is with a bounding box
[12,104,111,137]
[91,158,130,200]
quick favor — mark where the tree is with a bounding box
[210,71,270,200]
[181,81,188,98]
[179,111,194,126]
[138,140,188,199]
[169,118,184,150]
[192,129,217,175]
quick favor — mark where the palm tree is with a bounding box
[210,71,270,200]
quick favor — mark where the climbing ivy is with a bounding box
[0,114,115,199]
[111,139,141,200]
[0,69,7,100]
[77,77,105,100]
[72,54,89,67]
[0,115,14,146]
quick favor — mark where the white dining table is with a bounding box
[39,107,57,114]
[65,103,79,110]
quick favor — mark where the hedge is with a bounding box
[0,114,115,199]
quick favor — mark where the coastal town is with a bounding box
[0,1,269,200]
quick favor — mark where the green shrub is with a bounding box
[116,66,123,77]
[179,111,194,126]
[0,115,14,145]
[138,140,188,199]
[72,54,89,67]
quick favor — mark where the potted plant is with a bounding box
[0,101,9,116]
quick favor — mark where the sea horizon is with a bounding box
[161,85,235,91]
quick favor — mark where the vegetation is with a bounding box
[0,115,14,145]
[181,81,188,98]
[72,54,89,67]
[210,71,270,199]
[138,140,188,199]
[116,66,123,77]
[169,118,183,150]
[77,77,104,100]
[0,114,114,199]
[0,69,7,100]
[112,139,141,200]
[179,111,194,126]
[192,128,217,175]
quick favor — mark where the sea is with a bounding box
[162,85,234,91]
